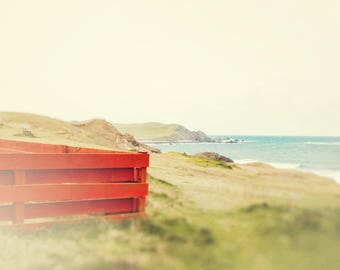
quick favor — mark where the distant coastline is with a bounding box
[140,136,243,144]
[148,135,340,185]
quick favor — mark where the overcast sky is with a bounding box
[1,1,339,135]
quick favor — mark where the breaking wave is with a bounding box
[304,142,340,146]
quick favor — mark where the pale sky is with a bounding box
[1,1,339,135]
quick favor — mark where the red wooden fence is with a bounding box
[0,139,149,226]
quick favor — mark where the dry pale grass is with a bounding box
[149,153,340,211]
[1,114,340,269]
[0,112,154,152]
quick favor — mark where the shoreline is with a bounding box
[147,142,340,185]
[145,138,340,186]
[235,159,340,185]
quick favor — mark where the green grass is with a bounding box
[0,175,339,270]
[179,152,234,169]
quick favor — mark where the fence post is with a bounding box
[13,170,25,225]
[139,167,146,183]
[137,197,146,212]
[133,167,147,183]
[133,167,147,212]
[140,167,147,211]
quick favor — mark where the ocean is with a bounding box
[147,136,340,184]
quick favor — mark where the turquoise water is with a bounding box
[147,136,340,184]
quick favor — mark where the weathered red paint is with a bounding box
[0,183,148,203]
[0,153,149,170]
[0,139,149,226]
[24,198,134,219]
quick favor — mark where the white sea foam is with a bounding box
[265,163,340,185]
[235,159,259,164]
[300,169,340,185]
[265,162,340,184]
[236,159,340,185]
[304,142,340,146]
[235,159,301,169]
[267,162,301,169]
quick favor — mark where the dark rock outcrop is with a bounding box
[195,152,234,163]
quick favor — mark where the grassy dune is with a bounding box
[0,112,156,152]
[1,153,340,269]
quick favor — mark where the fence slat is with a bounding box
[0,139,67,153]
[0,183,148,203]
[25,198,134,219]
[0,153,149,170]
[25,168,134,184]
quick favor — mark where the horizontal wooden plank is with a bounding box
[0,205,12,221]
[0,183,148,203]
[0,139,67,153]
[25,168,134,184]
[0,152,149,170]
[0,171,13,185]
[66,146,121,153]
[25,198,135,219]
[0,148,29,153]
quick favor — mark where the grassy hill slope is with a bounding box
[0,113,339,269]
[0,112,159,152]
[1,152,339,270]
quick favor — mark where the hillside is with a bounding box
[0,114,339,269]
[0,112,159,153]
[1,152,340,269]
[114,122,210,142]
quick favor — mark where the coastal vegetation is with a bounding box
[0,113,339,269]
[181,152,234,169]
[1,153,339,270]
